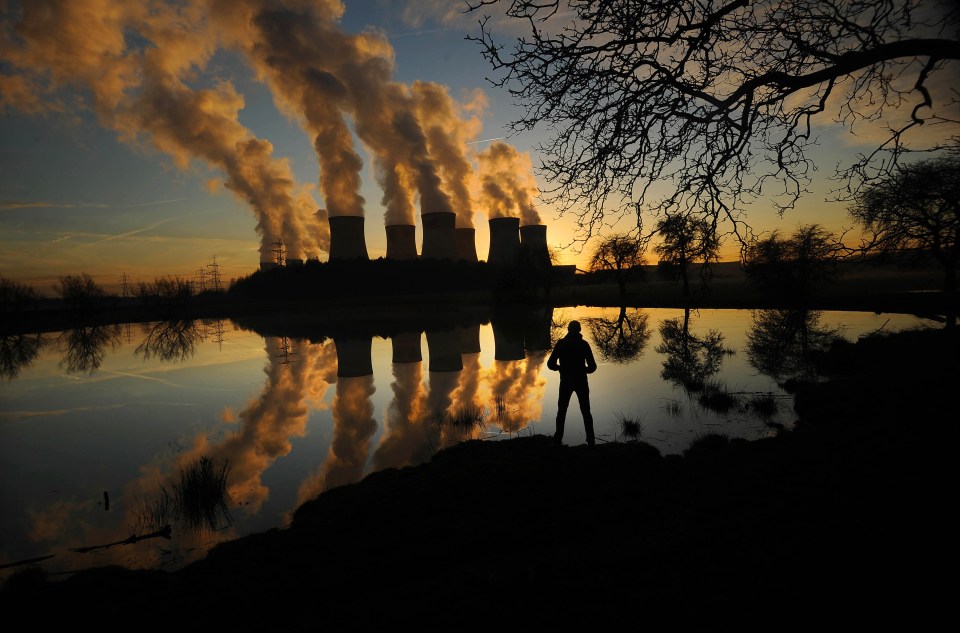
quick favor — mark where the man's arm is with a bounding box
[584,342,597,374]
[547,341,560,371]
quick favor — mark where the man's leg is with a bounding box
[555,381,573,445]
[576,383,595,446]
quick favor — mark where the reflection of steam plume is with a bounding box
[445,323,486,445]
[485,319,547,433]
[105,336,337,570]
[0,2,325,262]
[371,331,434,470]
[297,335,377,503]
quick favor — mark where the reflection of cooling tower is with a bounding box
[524,306,554,353]
[487,217,521,266]
[328,216,369,260]
[460,323,481,355]
[392,330,422,364]
[386,224,418,260]
[492,318,525,361]
[520,224,551,266]
[426,328,463,372]
[455,228,478,262]
[420,212,457,260]
[334,336,373,378]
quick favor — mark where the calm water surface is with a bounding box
[0,307,932,579]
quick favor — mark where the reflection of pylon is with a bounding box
[211,319,225,351]
[272,240,285,267]
[276,336,294,365]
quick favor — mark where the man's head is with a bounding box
[568,320,581,334]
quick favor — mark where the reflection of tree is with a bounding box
[655,308,729,392]
[584,307,651,364]
[59,324,121,374]
[0,333,44,381]
[135,320,203,362]
[746,309,842,385]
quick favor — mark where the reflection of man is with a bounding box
[547,320,598,446]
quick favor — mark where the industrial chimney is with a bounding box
[327,215,369,260]
[386,224,418,260]
[455,228,478,262]
[420,211,457,260]
[487,216,521,267]
[519,224,550,267]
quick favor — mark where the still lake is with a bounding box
[0,306,932,580]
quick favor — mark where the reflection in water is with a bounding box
[746,309,843,385]
[656,308,730,392]
[444,323,487,445]
[58,324,121,374]
[371,331,431,470]
[486,315,549,434]
[0,333,44,381]
[585,307,651,363]
[135,319,203,362]
[298,336,378,499]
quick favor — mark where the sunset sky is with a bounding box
[1,0,955,295]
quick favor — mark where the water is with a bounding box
[0,307,932,580]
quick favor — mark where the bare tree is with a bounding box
[465,1,960,241]
[653,214,721,298]
[588,233,647,300]
[849,153,960,294]
[742,224,845,303]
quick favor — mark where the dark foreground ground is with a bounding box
[1,326,955,631]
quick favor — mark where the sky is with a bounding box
[1,0,956,295]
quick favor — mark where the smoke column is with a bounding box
[476,141,542,226]
[0,0,327,261]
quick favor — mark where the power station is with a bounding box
[323,214,552,270]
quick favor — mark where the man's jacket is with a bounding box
[547,332,597,383]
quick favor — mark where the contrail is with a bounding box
[123,198,187,208]
[467,136,507,145]
[0,200,109,211]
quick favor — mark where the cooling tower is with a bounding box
[286,258,305,267]
[386,224,418,260]
[334,335,373,378]
[455,227,478,262]
[327,215,369,260]
[392,330,422,364]
[420,211,457,260]
[487,216,521,266]
[520,224,551,267]
[426,327,463,372]
[259,261,280,271]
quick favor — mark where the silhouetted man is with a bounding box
[547,320,597,446]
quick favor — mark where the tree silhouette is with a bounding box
[0,333,44,381]
[584,307,651,364]
[588,233,647,301]
[653,214,721,299]
[655,308,731,392]
[466,1,959,241]
[849,154,960,295]
[742,224,845,304]
[136,320,204,363]
[58,324,121,374]
[745,309,842,386]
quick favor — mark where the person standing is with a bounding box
[547,320,598,446]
